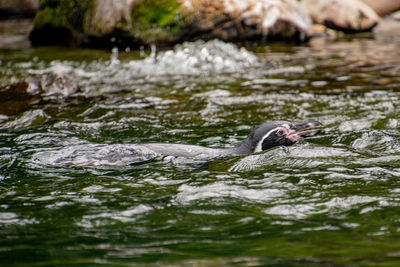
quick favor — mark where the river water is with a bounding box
[1,30,400,266]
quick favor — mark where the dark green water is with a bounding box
[1,37,400,266]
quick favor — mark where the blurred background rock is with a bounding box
[0,0,39,17]
[0,0,400,48]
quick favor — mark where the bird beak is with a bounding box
[286,121,324,141]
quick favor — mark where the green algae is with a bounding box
[130,0,188,43]
[34,0,93,31]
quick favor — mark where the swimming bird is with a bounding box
[140,120,323,161]
[31,120,323,166]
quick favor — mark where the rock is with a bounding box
[30,0,93,46]
[393,11,400,21]
[311,24,340,38]
[30,0,191,47]
[86,0,136,36]
[182,0,313,42]
[303,0,380,32]
[374,18,400,41]
[26,72,80,97]
[105,0,187,44]
[30,0,313,47]
[0,72,80,115]
[0,19,34,49]
[0,0,39,17]
[362,0,400,16]
[0,81,41,116]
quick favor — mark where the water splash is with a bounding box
[110,47,120,66]
[147,40,261,75]
[4,40,262,93]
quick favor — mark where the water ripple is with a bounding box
[2,37,400,266]
[175,181,284,205]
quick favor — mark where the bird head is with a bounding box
[238,120,323,153]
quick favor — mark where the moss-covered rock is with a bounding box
[130,0,190,43]
[30,0,93,46]
[30,0,191,47]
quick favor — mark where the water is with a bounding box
[1,35,400,266]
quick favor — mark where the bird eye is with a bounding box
[276,129,285,136]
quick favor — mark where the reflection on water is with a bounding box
[1,38,400,266]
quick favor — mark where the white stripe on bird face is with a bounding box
[253,127,281,153]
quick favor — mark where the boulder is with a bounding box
[303,0,380,32]
[0,81,41,116]
[30,0,313,47]
[374,17,400,41]
[183,0,313,42]
[86,0,136,36]
[0,72,80,115]
[362,0,400,16]
[0,0,39,17]
[30,0,93,46]
[26,72,80,97]
[393,11,400,21]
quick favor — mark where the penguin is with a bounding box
[31,120,323,166]
[140,120,323,161]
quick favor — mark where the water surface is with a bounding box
[1,36,400,266]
